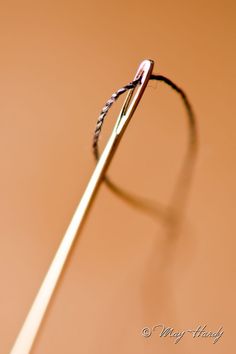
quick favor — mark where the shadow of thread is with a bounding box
[138,80,197,354]
[96,78,198,353]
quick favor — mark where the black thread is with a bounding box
[150,74,196,145]
[93,74,196,160]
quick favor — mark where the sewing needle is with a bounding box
[10,59,154,354]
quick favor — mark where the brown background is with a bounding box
[0,1,235,353]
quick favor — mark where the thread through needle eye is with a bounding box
[92,72,197,223]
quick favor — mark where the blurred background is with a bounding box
[0,1,235,353]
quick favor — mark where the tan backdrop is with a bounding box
[0,1,235,353]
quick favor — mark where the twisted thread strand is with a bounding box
[93,78,141,160]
